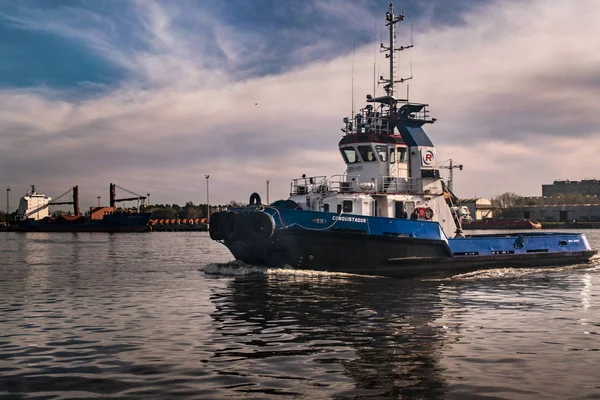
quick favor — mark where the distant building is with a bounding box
[542,179,600,197]
[460,198,494,220]
[510,204,600,222]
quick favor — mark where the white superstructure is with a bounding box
[287,2,459,237]
[16,185,52,221]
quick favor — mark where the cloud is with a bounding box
[1,0,599,210]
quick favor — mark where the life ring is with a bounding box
[249,192,262,206]
[425,207,434,220]
[417,207,426,218]
[245,212,275,242]
[209,212,223,240]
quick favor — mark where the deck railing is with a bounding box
[290,175,423,196]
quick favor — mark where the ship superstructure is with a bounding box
[288,2,455,236]
[16,185,52,221]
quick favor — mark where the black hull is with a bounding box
[151,224,208,232]
[224,229,597,279]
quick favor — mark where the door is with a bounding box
[559,210,568,222]
[394,201,405,218]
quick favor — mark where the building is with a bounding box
[460,198,494,220]
[509,204,600,222]
[542,179,600,197]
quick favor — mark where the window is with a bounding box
[337,204,342,213]
[421,169,440,179]
[343,200,353,212]
[397,147,408,162]
[358,145,376,162]
[340,146,360,164]
[376,145,388,162]
[390,148,396,164]
[323,204,330,212]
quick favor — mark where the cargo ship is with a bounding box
[11,184,151,233]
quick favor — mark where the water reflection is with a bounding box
[208,273,448,398]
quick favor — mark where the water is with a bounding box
[1,231,599,399]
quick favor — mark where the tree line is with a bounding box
[146,201,247,220]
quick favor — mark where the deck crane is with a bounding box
[22,186,80,219]
[109,183,147,212]
[439,159,463,193]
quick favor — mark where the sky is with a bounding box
[1,0,599,211]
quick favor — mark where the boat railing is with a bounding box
[290,175,329,196]
[343,108,394,135]
[381,176,422,194]
[327,175,378,194]
[291,175,423,196]
[342,102,434,135]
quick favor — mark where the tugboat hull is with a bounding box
[226,229,450,275]
[215,209,597,279]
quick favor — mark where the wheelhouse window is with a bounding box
[389,148,396,164]
[376,145,388,162]
[397,147,408,162]
[358,145,376,162]
[340,146,360,164]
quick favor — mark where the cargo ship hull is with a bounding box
[12,225,150,233]
[12,212,152,233]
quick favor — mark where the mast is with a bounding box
[379,2,412,97]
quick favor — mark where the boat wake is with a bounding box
[202,260,275,276]
[202,260,376,279]
[434,261,600,282]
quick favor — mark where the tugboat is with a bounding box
[209,3,597,279]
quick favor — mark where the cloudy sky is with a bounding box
[1,0,599,210]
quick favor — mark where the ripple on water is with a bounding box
[1,231,600,399]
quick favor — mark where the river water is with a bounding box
[1,230,599,399]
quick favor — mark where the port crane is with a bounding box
[439,159,463,193]
[109,183,147,211]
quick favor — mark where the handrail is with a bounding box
[290,175,422,195]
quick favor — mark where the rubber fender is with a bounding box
[218,211,234,240]
[209,212,223,240]
[245,212,275,242]
[227,212,248,241]
[249,192,262,206]
[425,207,434,220]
